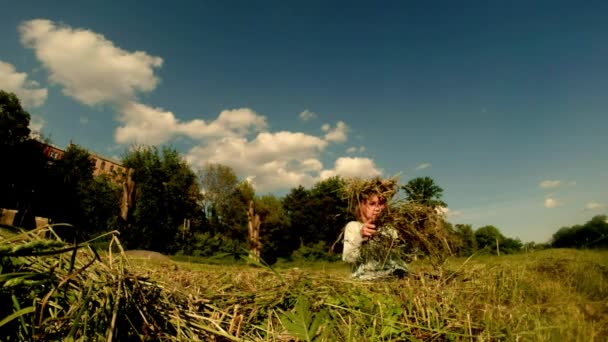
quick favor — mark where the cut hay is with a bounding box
[1,225,362,340]
[389,201,458,265]
[2,226,605,340]
[0,226,177,341]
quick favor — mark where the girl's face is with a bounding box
[360,195,386,223]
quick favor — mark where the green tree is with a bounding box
[199,163,240,234]
[256,194,292,264]
[0,90,35,214]
[552,226,578,248]
[401,176,447,208]
[474,225,504,254]
[80,174,122,236]
[219,180,253,242]
[46,144,121,240]
[199,164,238,215]
[122,146,201,253]
[0,90,30,148]
[552,215,608,248]
[161,148,202,232]
[281,177,351,260]
[454,224,477,256]
[584,215,608,248]
[47,144,96,238]
[185,175,252,259]
[282,185,315,246]
[502,237,523,254]
[308,176,350,255]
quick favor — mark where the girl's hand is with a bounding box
[360,222,376,238]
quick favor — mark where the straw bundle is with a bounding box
[0,225,176,341]
[389,201,457,265]
[342,176,399,216]
[0,226,335,341]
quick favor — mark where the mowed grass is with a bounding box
[127,249,608,341]
[2,225,606,341]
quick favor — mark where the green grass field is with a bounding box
[2,227,607,341]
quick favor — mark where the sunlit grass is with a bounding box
[2,226,607,341]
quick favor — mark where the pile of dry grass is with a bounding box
[0,225,178,341]
[3,225,604,341]
[0,225,354,340]
[389,201,458,265]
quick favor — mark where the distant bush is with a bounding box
[290,241,340,262]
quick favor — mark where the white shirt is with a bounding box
[342,221,365,263]
[342,220,408,280]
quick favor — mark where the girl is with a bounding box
[342,179,408,280]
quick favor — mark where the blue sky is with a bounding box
[1,0,606,243]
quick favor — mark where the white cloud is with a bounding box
[299,158,323,172]
[320,157,382,180]
[346,146,366,154]
[299,109,317,121]
[0,61,47,107]
[15,19,383,193]
[28,115,45,139]
[115,102,179,145]
[435,206,464,219]
[539,180,561,189]
[179,108,267,139]
[114,102,376,191]
[115,103,267,145]
[416,163,431,170]
[185,131,328,192]
[322,121,348,143]
[15,19,382,193]
[449,210,464,219]
[19,19,162,106]
[544,198,560,208]
[585,202,604,210]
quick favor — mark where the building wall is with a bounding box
[41,144,65,161]
[90,154,127,179]
[39,141,128,181]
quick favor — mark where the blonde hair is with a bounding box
[344,176,397,221]
[354,193,387,222]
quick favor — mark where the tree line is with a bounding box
[551,215,608,249]
[1,90,601,264]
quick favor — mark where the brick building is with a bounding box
[40,142,65,161]
[38,141,128,181]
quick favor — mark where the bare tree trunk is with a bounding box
[247,200,261,262]
[120,168,135,221]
